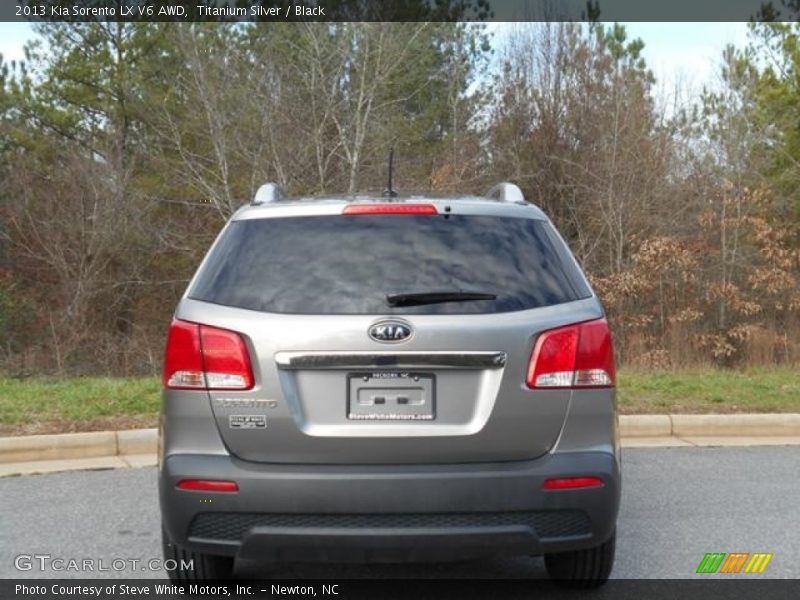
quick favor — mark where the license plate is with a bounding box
[347,372,435,421]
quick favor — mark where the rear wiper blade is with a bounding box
[386,291,497,307]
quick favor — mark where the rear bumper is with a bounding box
[160,451,620,562]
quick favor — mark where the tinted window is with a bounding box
[190,215,580,314]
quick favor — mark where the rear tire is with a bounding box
[162,526,234,582]
[544,531,615,588]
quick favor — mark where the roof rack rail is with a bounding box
[252,182,287,206]
[485,182,525,204]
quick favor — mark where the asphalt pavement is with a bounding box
[1,447,798,579]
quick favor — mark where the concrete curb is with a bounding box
[618,415,672,437]
[1,414,800,465]
[670,414,800,437]
[117,428,158,455]
[0,428,157,464]
[618,414,800,438]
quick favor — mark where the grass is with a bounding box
[0,377,161,436]
[617,367,800,414]
[0,368,798,435]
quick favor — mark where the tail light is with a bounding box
[342,204,438,215]
[163,319,254,390]
[526,318,615,389]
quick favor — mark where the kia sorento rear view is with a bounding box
[159,182,620,586]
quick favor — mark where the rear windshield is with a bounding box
[189,214,581,314]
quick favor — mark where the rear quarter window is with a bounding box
[189,214,584,314]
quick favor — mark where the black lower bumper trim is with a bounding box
[189,510,592,542]
[160,451,620,559]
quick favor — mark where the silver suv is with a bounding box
[159,182,620,586]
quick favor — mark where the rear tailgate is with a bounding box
[177,298,603,464]
[178,207,598,464]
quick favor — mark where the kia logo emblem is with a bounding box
[369,320,413,343]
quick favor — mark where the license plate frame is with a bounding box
[346,371,435,421]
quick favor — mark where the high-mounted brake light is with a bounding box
[526,318,615,389]
[163,319,254,390]
[176,479,239,493]
[342,204,438,215]
[543,477,604,491]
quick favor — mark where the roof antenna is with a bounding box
[383,147,398,198]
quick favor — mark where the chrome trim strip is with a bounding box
[274,351,507,370]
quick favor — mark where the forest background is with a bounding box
[1,18,799,428]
